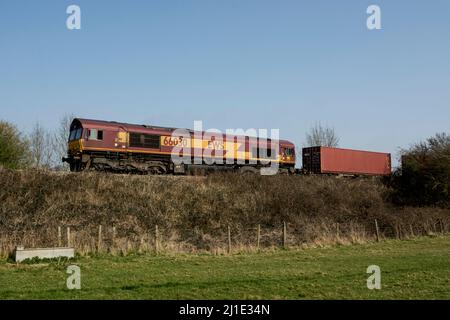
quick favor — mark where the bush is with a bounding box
[388,133,450,208]
[0,120,29,169]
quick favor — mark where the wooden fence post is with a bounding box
[148,230,152,249]
[374,219,380,242]
[227,225,231,254]
[257,224,261,250]
[139,236,145,252]
[97,225,102,252]
[282,221,287,248]
[66,227,71,247]
[58,226,62,247]
[336,223,340,240]
[71,230,76,249]
[112,226,116,245]
[155,224,159,253]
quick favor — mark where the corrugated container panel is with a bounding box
[302,146,391,176]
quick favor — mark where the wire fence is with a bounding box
[1,218,448,258]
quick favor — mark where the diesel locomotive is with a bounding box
[62,118,297,174]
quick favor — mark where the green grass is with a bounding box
[0,236,449,299]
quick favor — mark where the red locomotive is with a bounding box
[62,118,297,174]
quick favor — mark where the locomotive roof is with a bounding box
[75,118,179,133]
[74,118,295,146]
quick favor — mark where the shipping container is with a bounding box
[302,146,391,176]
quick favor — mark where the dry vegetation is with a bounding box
[0,169,449,257]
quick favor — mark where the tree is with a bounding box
[389,133,450,208]
[29,122,53,168]
[52,114,75,170]
[305,123,339,147]
[0,120,29,169]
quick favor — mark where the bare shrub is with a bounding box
[305,122,339,147]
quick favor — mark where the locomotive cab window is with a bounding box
[69,128,82,141]
[87,129,104,141]
[285,148,294,156]
[69,130,76,141]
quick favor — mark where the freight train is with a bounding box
[62,118,391,176]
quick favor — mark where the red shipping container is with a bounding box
[302,146,391,176]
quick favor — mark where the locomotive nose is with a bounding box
[68,139,82,153]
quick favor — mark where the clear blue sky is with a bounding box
[1,1,449,165]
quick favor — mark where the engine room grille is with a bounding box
[130,132,160,149]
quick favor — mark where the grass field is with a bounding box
[0,236,449,299]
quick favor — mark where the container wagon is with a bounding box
[302,146,391,176]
